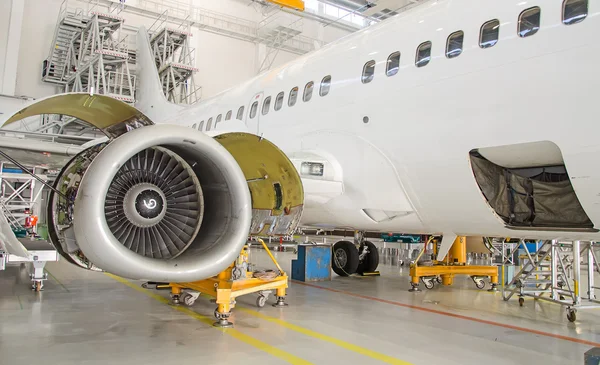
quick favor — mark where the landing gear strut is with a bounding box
[331,232,380,276]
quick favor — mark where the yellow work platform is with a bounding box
[156,239,289,328]
[409,236,499,292]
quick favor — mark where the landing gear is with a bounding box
[357,241,379,274]
[331,236,380,276]
[332,241,359,276]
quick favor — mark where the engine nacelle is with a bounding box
[48,125,303,282]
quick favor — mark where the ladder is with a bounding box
[502,239,600,322]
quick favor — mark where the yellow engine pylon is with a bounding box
[167,239,288,328]
[409,236,498,292]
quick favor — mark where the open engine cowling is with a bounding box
[48,124,303,282]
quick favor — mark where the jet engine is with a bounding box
[47,125,303,282]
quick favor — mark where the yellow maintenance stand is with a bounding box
[409,236,499,292]
[146,239,288,328]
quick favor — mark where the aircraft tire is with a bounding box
[357,241,379,274]
[332,241,359,276]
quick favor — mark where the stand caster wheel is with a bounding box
[518,297,524,307]
[475,279,486,290]
[256,295,267,308]
[182,293,196,307]
[171,294,181,305]
[421,277,434,290]
[488,284,498,292]
[567,309,577,323]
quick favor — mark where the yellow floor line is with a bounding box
[106,274,313,365]
[237,307,414,365]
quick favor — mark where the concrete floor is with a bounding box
[1,248,599,365]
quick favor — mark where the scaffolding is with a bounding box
[0,163,47,229]
[148,12,201,104]
[501,239,600,322]
[44,3,137,103]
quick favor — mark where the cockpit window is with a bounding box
[446,31,464,59]
[480,19,500,48]
[518,7,541,38]
[415,41,432,68]
[563,0,587,25]
[362,60,375,83]
[215,114,222,128]
[250,102,258,118]
[237,106,244,120]
[206,117,213,131]
[225,110,232,120]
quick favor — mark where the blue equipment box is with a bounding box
[291,244,331,282]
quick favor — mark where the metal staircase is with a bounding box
[148,12,201,105]
[43,17,87,84]
[501,239,600,322]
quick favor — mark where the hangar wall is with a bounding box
[3,0,353,101]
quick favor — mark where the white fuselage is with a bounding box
[163,0,600,241]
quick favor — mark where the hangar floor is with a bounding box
[1,247,599,365]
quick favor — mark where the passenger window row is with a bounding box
[192,0,588,130]
[192,75,332,128]
[248,75,331,119]
[362,0,588,79]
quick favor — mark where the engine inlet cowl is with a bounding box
[71,125,252,282]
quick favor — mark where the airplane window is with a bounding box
[206,117,213,131]
[362,60,375,84]
[446,31,464,59]
[289,87,299,106]
[225,110,232,120]
[250,102,258,118]
[262,96,271,115]
[518,7,541,38]
[275,92,284,111]
[386,52,400,77]
[215,114,222,128]
[237,106,244,120]
[192,123,197,129]
[480,19,500,48]
[303,81,314,102]
[415,41,432,67]
[563,0,587,25]
[320,76,331,96]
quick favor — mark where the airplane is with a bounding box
[0,0,595,283]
